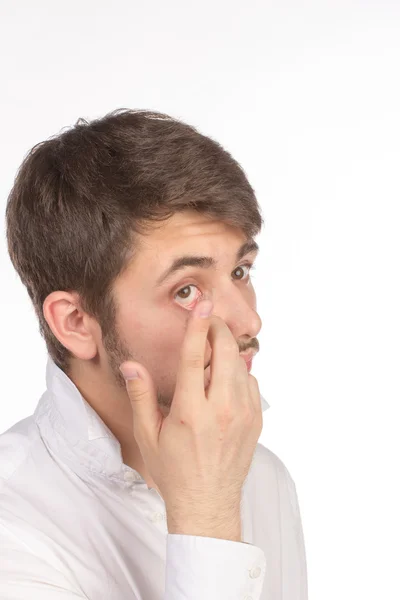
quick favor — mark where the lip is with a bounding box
[240,350,257,373]
[244,358,252,372]
[239,350,257,362]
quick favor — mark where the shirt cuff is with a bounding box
[164,534,266,600]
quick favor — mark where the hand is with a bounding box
[119,299,263,524]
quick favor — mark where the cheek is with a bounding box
[119,299,210,371]
[141,311,185,360]
[151,315,211,378]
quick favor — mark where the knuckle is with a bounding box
[172,404,198,427]
[248,374,259,388]
[216,404,235,427]
[184,353,204,369]
[248,374,260,396]
[242,405,256,425]
[129,386,147,402]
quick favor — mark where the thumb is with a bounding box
[119,362,163,444]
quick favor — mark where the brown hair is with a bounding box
[5,108,264,376]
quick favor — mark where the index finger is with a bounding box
[173,299,213,409]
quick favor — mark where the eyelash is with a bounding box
[173,262,257,307]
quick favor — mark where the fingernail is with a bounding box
[197,300,213,318]
[119,364,140,380]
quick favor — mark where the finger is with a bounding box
[173,299,214,410]
[203,315,243,401]
[119,361,163,447]
[205,347,246,405]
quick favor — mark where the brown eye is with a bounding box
[176,286,192,299]
[233,265,245,279]
[232,264,254,280]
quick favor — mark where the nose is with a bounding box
[202,288,262,369]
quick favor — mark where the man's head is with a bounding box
[6,109,264,416]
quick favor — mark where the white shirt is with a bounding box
[0,355,308,600]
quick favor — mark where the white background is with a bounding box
[1,1,399,598]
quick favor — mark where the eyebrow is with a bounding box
[155,239,259,288]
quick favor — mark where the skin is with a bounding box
[43,209,261,494]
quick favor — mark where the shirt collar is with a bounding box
[34,355,270,480]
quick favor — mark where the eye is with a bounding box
[173,262,256,308]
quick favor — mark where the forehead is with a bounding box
[139,211,246,256]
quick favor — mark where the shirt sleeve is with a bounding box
[164,534,266,600]
[0,524,88,600]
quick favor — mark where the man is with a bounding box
[1,109,308,599]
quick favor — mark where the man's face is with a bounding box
[101,209,261,416]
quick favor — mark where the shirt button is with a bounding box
[151,512,165,522]
[249,566,261,578]
[124,470,142,482]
